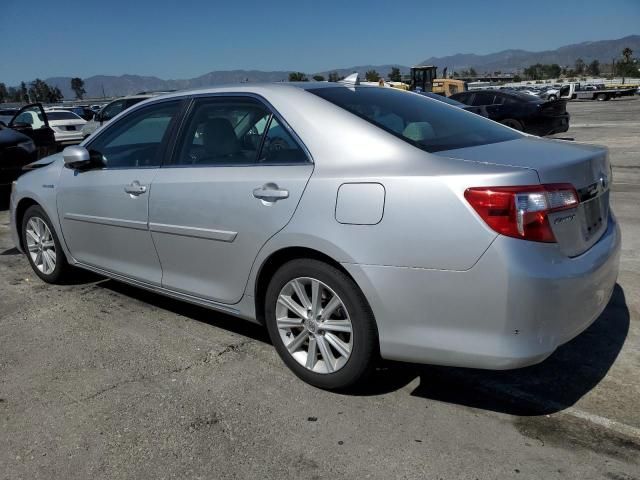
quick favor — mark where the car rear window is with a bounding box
[308,87,520,153]
[46,111,81,120]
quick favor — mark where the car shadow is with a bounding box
[353,284,630,416]
[80,275,629,416]
[99,279,270,344]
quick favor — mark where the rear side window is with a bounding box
[471,92,496,106]
[46,111,81,120]
[309,87,520,152]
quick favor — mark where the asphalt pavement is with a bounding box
[1,97,639,479]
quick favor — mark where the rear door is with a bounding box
[148,95,313,304]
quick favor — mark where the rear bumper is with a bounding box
[343,214,621,369]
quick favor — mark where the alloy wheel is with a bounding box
[276,277,353,374]
[25,217,57,275]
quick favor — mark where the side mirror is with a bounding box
[63,146,98,170]
[93,112,101,122]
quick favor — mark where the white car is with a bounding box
[43,109,87,146]
[14,109,86,147]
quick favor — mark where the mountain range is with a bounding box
[33,35,640,99]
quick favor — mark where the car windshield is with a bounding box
[308,87,520,153]
[46,111,81,120]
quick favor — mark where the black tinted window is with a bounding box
[46,111,81,120]
[88,101,179,168]
[471,92,496,106]
[309,87,520,153]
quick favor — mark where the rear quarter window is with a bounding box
[308,87,520,153]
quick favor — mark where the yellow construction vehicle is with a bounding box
[409,65,466,97]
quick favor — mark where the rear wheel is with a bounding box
[501,118,523,131]
[265,259,378,390]
[547,95,557,101]
[596,93,608,101]
[21,205,73,284]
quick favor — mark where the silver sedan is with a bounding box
[9,82,620,389]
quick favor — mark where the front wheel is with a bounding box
[547,95,557,101]
[22,205,73,284]
[265,259,378,390]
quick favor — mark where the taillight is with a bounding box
[464,184,579,243]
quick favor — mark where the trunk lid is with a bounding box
[438,137,611,257]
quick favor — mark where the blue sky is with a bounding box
[1,0,638,85]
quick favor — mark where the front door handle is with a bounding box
[124,180,147,196]
[253,183,289,203]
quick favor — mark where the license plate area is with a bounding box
[581,192,608,242]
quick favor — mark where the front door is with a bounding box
[57,100,182,284]
[148,95,313,304]
[9,104,56,158]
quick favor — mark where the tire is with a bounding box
[21,205,73,284]
[500,118,524,131]
[596,93,608,101]
[548,95,557,101]
[265,259,378,390]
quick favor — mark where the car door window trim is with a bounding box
[63,212,148,230]
[148,222,238,242]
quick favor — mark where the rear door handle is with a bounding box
[124,180,147,196]
[253,183,289,203]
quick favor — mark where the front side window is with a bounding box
[309,87,520,153]
[173,96,307,166]
[87,100,180,168]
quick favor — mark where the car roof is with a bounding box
[148,81,410,102]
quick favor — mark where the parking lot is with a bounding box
[1,98,639,479]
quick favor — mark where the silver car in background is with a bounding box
[10,83,620,389]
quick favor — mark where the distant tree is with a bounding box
[546,63,561,78]
[468,67,477,77]
[452,71,459,77]
[19,82,29,102]
[616,47,638,78]
[365,70,380,82]
[574,58,585,75]
[288,72,308,82]
[48,86,63,103]
[513,74,522,83]
[0,83,7,103]
[28,79,52,102]
[71,77,86,99]
[312,75,325,81]
[328,72,340,82]
[587,60,600,76]
[388,67,402,82]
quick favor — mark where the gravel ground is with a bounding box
[1,97,639,480]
